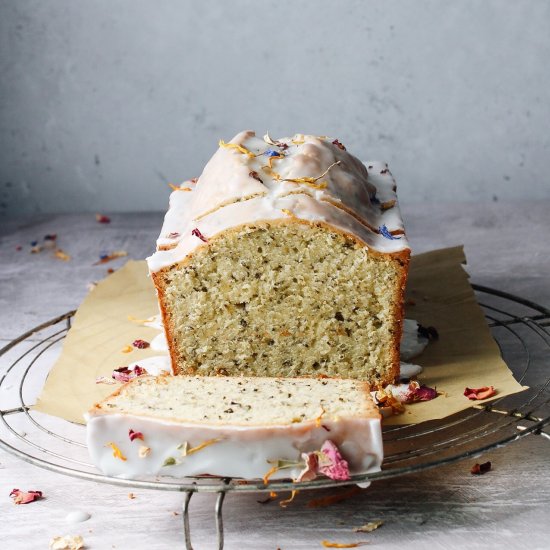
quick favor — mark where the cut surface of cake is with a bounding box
[86,376,383,480]
[147,132,410,385]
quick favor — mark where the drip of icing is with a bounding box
[126,356,172,376]
[150,332,168,352]
[400,319,429,361]
[65,511,91,523]
[399,362,423,380]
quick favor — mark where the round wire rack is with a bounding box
[1,284,549,550]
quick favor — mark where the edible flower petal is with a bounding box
[93,250,128,265]
[138,446,151,458]
[218,140,255,158]
[296,452,319,482]
[331,139,346,151]
[10,488,43,505]
[132,339,150,349]
[471,461,492,475]
[353,519,384,532]
[249,170,263,183]
[379,224,402,240]
[129,429,144,442]
[49,535,84,550]
[464,386,496,400]
[112,365,147,383]
[107,442,126,461]
[282,161,340,189]
[321,541,368,548]
[191,228,208,242]
[402,381,438,403]
[279,489,298,508]
[319,440,350,481]
[96,214,111,223]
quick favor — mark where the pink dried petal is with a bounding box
[404,383,438,403]
[96,213,111,223]
[167,232,180,239]
[10,488,43,505]
[319,440,350,481]
[132,339,150,349]
[464,386,496,400]
[112,365,147,383]
[129,429,144,442]
[191,228,208,242]
[296,452,319,482]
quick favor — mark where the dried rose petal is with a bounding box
[10,488,43,505]
[296,452,319,482]
[96,213,111,223]
[191,228,208,242]
[403,382,438,403]
[353,519,384,532]
[132,339,150,349]
[471,461,491,475]
[319,440,350,481]
[112,365,147,383]
[129,429,144,442]
[464,386,496,400]
[167,231,180,239]
[331,139,346,151]
[249,170,263,183]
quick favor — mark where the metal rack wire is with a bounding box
[0,285,549,550]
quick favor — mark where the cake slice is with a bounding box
[86,376,383,481]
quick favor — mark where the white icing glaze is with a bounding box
[86,413,382,481]
[65,511,91,523]
[400,319,429,361]
[147,132,409,273]
[399,362,423,379]
[126,355,171,376]
[150,332,168,352]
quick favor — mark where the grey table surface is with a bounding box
[0,201,549,550]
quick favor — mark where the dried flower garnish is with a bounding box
[218,139,255,158]
[417,324,439,340]
[94,250,128,265]
[296,452,319,482]
[43,234,57,248]
[10,488,43,505]
[166,231,181,239]
[128,492,136,499]
[49,535,84,550]
[96,213,111,223]
[249,170,263,183]
[279,490,298,508]
[321,541,368,548]
[186,438,221,456]
[318,440,350,481]
[163,457,177,467]
[373,388,406,415]
[138,446,151,458]
[169,183,192,191]
[263,132,289,150]
[132,339,150,349]
[314,406,326,427]
[471,461,491,475]
[107,442,127,461]
[332,139,346,151]
[401,381,438,403]
[379,224,402,240]
[464,386,496,400]
[95,376,116,385]
[129,429,144,442]
[380,199,396,211]
[191,228,208,242]
[282,161,340,189]
[121,345,133,354]
[30,241,42,253]
[353,520,384,533]
[54,249,71,261]
[281,209,296,218]
[112,365,147,383]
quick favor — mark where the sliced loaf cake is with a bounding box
[147,132,410,385]
[86,375,382,480]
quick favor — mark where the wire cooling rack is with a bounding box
[1,285,549,549]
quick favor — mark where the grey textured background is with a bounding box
[1,0,549,216]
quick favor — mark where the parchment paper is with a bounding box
[33,246,526,425]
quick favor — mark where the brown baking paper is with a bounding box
[33,246,526,426]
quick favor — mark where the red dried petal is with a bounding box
[191,228,208,242]
[10,489,43,505]
[471,461,491,475]
[132,339,150,349]
[129,429,144,442]
[96,214,111,223]
[331,139,346,151]
[112,365,147,383]
[407,384,438,403]
[464,386,496,400]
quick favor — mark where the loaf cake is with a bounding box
[86,375,382,480]
[147,132,410,385]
